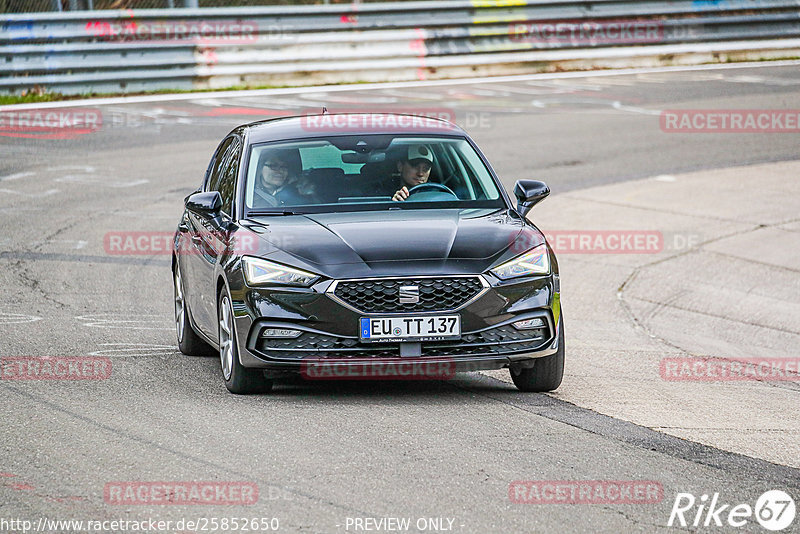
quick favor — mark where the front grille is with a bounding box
[259,333,399,359]
[421,325,548,357]
[332,277,484,313]
[256,323,549,360]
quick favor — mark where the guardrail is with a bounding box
[2,0,800,94]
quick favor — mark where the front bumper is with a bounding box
[230,270,561,375]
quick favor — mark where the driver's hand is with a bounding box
[392,187,409,202]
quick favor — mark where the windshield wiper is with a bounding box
[248,210,305,216]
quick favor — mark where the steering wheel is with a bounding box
[407,182,457,199]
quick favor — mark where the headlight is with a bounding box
[490,245,550,280]
[241,256,320,287]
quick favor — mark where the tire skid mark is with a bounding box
[457,373,800,488]
[1,472,87,506]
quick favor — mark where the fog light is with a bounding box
[260,328,302,338]
[512,318,545,330]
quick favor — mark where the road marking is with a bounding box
[525,80,600,92]
[46,165,95,172]
[727,74,800,86]
[583,76,638,87]
[53,175,148,188]
[3,60,799,111]
[88,343,177,357]
[75,314,172,330]
[0,250,169,266]
[483,83,569,95]
[298,93,398,104]
[529,98,660,115]
[611,101,662,116]
[110,211,178,219]
[30,239,89,250]
[379,88,453,100]
[0,172,35,182]
[2,167,146,192]
[0,188,59,198]
[0,312,43,324]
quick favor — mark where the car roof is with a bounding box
[242,113,467,144]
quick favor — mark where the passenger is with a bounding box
[391,145,433,202]
[253,149,306,207]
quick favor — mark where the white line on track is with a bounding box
[53,175,149,188]
[0,172,35,182]
[0,312,43,324]
[611,101,662,116]
[2,60,799,111]
[478,83,570,96]
[30,239,89,250]
[0,188,59,198]
[88,343,177,357]
[46,165,95,172]
[75,314,172,330]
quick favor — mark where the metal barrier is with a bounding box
[2,0,800,94]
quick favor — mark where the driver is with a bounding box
[253,149,306,207]
[391,145,433,202]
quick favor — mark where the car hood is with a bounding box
[243,208,544,278]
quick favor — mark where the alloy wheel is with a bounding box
[219,295,234,380]
[174,268,185,343]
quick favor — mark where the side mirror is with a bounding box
[513,180,550,218]
[185,191,222,215]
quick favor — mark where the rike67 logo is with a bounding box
[668,490,796,531]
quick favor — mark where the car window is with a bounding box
[244,135,505,214]
[206,136,240,217]
[218,138,241,216]
[299,144,364,174]
[206,137,232,194]
[453,143,496,200]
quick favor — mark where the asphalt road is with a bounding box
[1,62,799,534]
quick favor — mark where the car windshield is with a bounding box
[243,135,505,214]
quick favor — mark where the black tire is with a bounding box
[174,266,214,356]
[218,290,273,394]
[510,319,565,392]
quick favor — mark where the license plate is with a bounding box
[359,315,461,342]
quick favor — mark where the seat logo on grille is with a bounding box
[399,285,420,304]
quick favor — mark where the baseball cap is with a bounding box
[407,145,433,163]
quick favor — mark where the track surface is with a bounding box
[1,63,799,533]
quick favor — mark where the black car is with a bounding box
[173,113,563,394]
